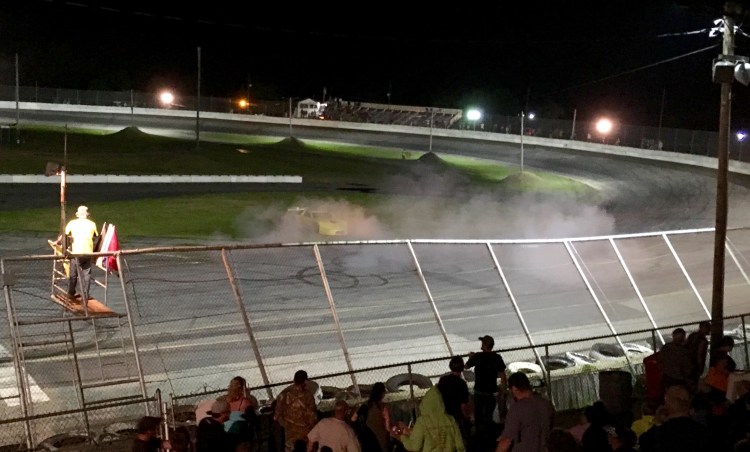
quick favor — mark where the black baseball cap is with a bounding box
[478,335,494,349]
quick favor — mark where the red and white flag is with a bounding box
[96,224,120,272]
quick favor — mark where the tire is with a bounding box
[590,343,625,360]
[540,354,577,370]
[507,362,543,374]
[385,373,433,393]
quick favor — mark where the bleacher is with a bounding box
[322,100,462,128]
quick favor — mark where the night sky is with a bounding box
[0,0,747,130]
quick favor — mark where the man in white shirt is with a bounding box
[307,400,360,452]
[62,205,98,300]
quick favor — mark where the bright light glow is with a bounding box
[737,131,747,142]
[159,91,175,105]
[238,99,248,108]
[595,118,614,135]
[466,109,481,121]
[527,112,536,120]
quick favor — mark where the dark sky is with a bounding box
[0,0,746,130]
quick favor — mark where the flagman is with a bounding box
[56,205,98,300]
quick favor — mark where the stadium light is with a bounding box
[159,91,175,106]
[738,131,747,162]
[595,118,613,135]
[520,111,536,173]
[238,99,249,109]
[466,109,481,131]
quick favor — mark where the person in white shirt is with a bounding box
[57,205,98,301]
[307,400,361,452]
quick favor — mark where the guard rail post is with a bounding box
[743,315,749,369]
[545,345,553,407]
[408,363,417,421]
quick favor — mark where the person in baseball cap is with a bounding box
[196,398,232,451]
[478,335,495,350]
[466,334,506,443]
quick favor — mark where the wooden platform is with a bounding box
[51,293,117,316]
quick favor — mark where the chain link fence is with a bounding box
[3,228,750,447]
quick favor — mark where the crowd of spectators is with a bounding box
[130,323,749,452]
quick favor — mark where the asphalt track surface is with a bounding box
[2,110,750,430]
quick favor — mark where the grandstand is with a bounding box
[322,100,462,128]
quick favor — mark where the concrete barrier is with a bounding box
[1,101,745,176]
[0,175,302,184]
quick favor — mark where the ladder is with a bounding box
[3,250,149,449]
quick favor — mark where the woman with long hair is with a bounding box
[369,382,392,452]
[225,376,253,412]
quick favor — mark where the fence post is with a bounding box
[651,329,658,353]
[2,260,33,449]
[313,244,360,396]
[610,238,665,346]
[661,234,711,318]
[545,345,554,408]
[485,243,547,375]
[408,363,417,420]
[115,253,150,414]
[743,315,749,369]
[407,241,453,355]
[220,249,273,400]
[564,241,635,375]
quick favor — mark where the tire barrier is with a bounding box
[507,362,543,375]
[539,354,577,370]
[385,373,433,393]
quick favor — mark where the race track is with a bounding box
[2,110,750,429]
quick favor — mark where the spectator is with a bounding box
[132,416,165,452]
[354,382,391,452]
[637,405,668,451]
[630,401,656,439]
[640,386,708,452]
[307,400,361,452]
[228,404,259,451]
[197,399,233,452]
[398,386,465,452]
[705,335,738,412]
[606,426,637,452]
[437,356,470,443]
[657,328,692,392]
[496,372,555,452]
[582,402,612,452]
[686,321,711,387]
[275,370,318,452]
[223,376,258,433]
[466,335,507,442]
[548,428,581,452]
[567,411,589,445]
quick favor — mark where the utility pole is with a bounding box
[657,88,666,145]
[711,4,736,353]
[289,97,293,137]
[520,111,526,172]
[196,46,201,150]
[15,53,20,143]
[428,109,435,152]
[571,108,577,140]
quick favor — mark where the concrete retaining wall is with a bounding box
[2,101,746,176]
[0,175,302,183]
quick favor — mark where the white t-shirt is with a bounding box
[307,417,361,452]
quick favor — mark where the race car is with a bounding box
[286,207,348,236]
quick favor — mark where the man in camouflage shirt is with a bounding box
[275,370,318,452]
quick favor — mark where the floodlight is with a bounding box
[737,131,747,142]
[527,112,536,120]
[159,91,175,105]
[596,118,613,135]
[466,109,481,121]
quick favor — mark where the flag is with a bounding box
[96,224,120,272]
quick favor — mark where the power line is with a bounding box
[535,43,720,98]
